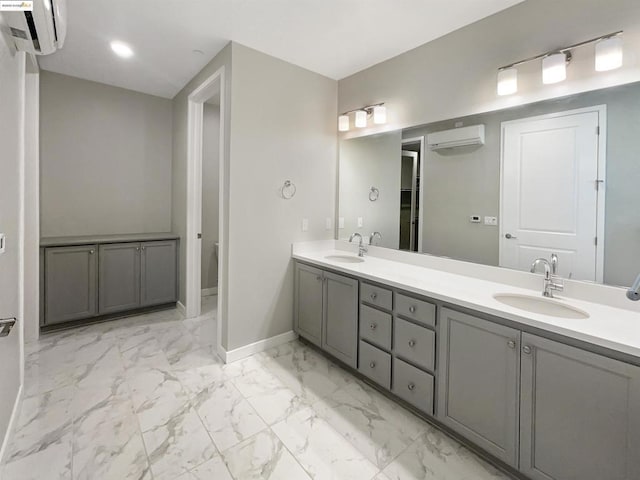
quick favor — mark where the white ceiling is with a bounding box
[39,0,523,98]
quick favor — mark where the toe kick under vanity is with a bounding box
[293,243,640,480]
[40,233,179,329]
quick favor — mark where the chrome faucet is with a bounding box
[349,233,367,257]
[627,273,640,301]
[369,231,382,246]
[530,257,564,298]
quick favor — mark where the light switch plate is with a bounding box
[0,233,5,254]
[357,217,364,228]
[470,215,481,223]
[338,217,345,229]
[301,218,309,232]
[484,216,498,226]
[325,217,332,230]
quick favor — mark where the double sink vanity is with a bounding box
[293,241,640,480]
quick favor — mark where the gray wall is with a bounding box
[339,132,401,248]
[226,43,337,350]
[0,44,24,455]
[339,0,640,135]
[40,71,173,237]
[401,82,640,287]
[202,103,220,290]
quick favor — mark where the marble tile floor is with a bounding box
[1,296,511,480]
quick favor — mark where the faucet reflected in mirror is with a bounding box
[369,231,382,246]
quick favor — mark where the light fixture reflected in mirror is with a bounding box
[497,68,518,96]
[542,52,569,84]
[338,115,350,132]
[595,36,623,71]
[338,103,387,131]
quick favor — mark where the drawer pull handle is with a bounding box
[508,340,516,349]
[523,345,532,355]
[369,361,376,369]
[407,383,416,391]
[316,276,322,281]
[370,293,377,300]
[408,339,416,348]
[370,323,377,330]
[409,306,416,313]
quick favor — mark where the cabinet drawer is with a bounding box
[394,317,435,372]
[361,282,392,311]
[359,304,392,350]
[395,293,436,328]
[392,358,434,415]
[359,341,391,389]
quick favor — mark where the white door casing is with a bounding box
[500,107,605,283]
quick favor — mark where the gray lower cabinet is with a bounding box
[438,308,521,467]
[99,243,141,314]
[141,241,178,307]
[520,333,640,480]
[44,245,98,325]
[323,271,358,368]
[294,263,324,347]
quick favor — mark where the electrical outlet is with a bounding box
[357,217,364,228]
[484,216,498,226]
[338,217,345,229]
[325,217,332,230]
[301,218,309,232]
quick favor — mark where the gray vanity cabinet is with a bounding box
[438,308,521,467]
[141,241,178,307]
[44,245,98,324]
[294,263,324,347]
[323,271,358,368]
[99,243,141,314]
[519,333,640,480]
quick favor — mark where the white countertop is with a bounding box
[293,246,640,360]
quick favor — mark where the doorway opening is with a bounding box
[186,66,227,358]
[400,137,424,252]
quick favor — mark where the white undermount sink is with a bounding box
[324,255,365,264]
[493,293,590,319]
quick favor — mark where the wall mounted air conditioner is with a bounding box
[427,124,485,150]
[2,0,66,55]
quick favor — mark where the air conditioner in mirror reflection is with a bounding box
[427,124,485,151]
[2,0,67,55]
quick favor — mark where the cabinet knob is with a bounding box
[370,293,377,300]
[407,383,415,391]
[409,306,416,314]
[522,345,532,355]
[369,361,376,369]
[316,276,322,281]
[408,339,416,348]
[141,246,146,251]
[89,249,95,254]
[370,323,377,330]
[508,340,516,349]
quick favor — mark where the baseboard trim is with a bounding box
[0,384,23,465]
[222,330,298,364]
[176,301,186,316]
[201,287,218,297]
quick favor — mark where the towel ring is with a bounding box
[281,180,297,200]
[369,186,380,202]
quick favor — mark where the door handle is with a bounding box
[0,318,17,338]
[505,233,517,239]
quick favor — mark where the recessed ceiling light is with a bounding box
[111,41,134,58]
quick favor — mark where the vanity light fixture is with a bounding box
[337,103,387,131]
[496,30,623,95]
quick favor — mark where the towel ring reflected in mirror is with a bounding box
[281,180,297,200]
[369,186,380,202]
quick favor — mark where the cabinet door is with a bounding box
[520,333,640,480]
[141,240,177,307]
[44,245,98,324]
[438,308,521,467]
[294,263,324,347]
[323,271,358,368]
[99,243,141,314]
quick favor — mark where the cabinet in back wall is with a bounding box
[42,237,178,326]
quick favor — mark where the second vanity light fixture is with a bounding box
[338,103,386,131]
[497,31,623,96]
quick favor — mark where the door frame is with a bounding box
[402,136,425,253]
[186,66,227,358]
[499,105,606,282]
